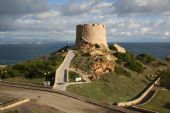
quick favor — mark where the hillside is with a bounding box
[0,47,68,85]
[67,43,170,103]
[0,43,170,104]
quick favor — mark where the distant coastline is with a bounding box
[0,42,170,65]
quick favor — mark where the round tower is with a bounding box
[75,24,108,48]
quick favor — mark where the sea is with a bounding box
[0,42,170,65]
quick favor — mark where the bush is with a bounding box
[160,69,170,89]
[115,66,131,77]
[82,52,91,56]
[0,51,65,81]
[114,52,135,64]
[114,52,144,73]
[69,71,80,82]
[164,103,170,109]
[72,55,92,74]
[136,54,156,64]
[109,45,117,51]
[125,60,144,73]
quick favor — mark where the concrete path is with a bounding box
[0,85,123,113]
[52,50,75,91]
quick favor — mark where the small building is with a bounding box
[113,44,126,53]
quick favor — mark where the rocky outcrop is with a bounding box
[91,56,115,79]
[113,44,126,53]
[72,43,116,79]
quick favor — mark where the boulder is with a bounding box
[113,44,126,53]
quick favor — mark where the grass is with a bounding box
[67,72,154,103]
[141,90,170,113]
[31,108,44,113]
[115,66,131,77]
[4,77,45,85]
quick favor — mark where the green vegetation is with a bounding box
[141,90,170,113]
[69,71,80,82]
[109,45,117,51]
[67,72,154,103]
[0,51,66,85]
[136,54,156,64]
[115,66,131,77]
[159,69,170,89]
[31,108,44,113]
[3,77,45,85]
[71,51,92,74]
[125,60,144,73]
[6,109,20,113]
[114,52,144,73]
[114,52,135,63]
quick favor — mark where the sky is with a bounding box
[0,0,170,44]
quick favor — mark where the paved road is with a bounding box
[53,50,75,91]
[0,85,125,113]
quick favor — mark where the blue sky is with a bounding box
[0,0,170,44]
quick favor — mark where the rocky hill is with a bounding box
[71,43,116,79]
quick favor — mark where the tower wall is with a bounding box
[76,24,108,48]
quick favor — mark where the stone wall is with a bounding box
[117,77,160,107]
[76,24,108,48]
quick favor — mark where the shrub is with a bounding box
[159,69,170,89]
[136,53,156,64]
[72,55,92,74]
[48,52,65,61]
[45,71,55,85]
[164,103,170,109]
[115,66,131,77]
[0,51,65,80]
[109,45,117,51]
[82,52,91,56]
[114,52,144,73]
[114,52,134,64]
[69,71,80,82]
[125,60,144,73]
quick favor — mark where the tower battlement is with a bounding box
[76,24,108,48]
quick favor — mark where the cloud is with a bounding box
[114,0,170,15]
[0,0,49,32]
[164,32,170,36]
[0,0,170,43]
[0,0,49,15]
[141,27,152,34]
[56,0,113,16]
[120,32,132,37]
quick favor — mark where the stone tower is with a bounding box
[75,24,108,48]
